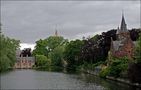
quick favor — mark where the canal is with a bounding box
[0,69,140,90]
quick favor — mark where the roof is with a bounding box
[117,13,128,34]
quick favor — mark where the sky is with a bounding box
[1,0,140,50]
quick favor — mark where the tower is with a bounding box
[54,24,58,36]
[55,30,58,36]
[120,13,127,32]
[117,13,130,40]
[109,13,135,60]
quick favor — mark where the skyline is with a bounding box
[1,1,140,49]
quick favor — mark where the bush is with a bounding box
[109,64,128,77]
[35,55,51,68]
[99,67,110,78]
[108,57,128,78]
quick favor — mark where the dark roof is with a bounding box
[120,14,128,32]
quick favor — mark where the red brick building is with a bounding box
[14,48,35,69]
[110,14,135,60]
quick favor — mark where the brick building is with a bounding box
[14,48,35,69]
[110,14,135,60]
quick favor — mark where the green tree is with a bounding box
[108,57,128,78]
[128,33,141,83]
[48,45,65,67]
[32,39,48,56]
[33,36,67,57]
[134,33,141,63]
[35,55,51,68]
[0,34,20,72]
[64,39,84,70]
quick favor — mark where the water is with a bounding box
[0,69,140,90]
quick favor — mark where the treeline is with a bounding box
[33,28,141,83]
[0,34,20,72]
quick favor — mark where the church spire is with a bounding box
[55,30,58,36]
[120,12,127,32]
[54,24,58,36]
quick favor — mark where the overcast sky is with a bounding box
[1,1,140,49]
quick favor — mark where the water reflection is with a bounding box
[0,69,140,90]
[78,73,140,90]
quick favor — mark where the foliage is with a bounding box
[134,33,141,63]
[33,36,67,56]
[35,55,51,68]
[64,39,84,70]
[0,34,20,72]
[81,30,117,64]
[32,39,48,56]
[48,45,65,67]
[45,36,67,50]
[80,29,141,65]
[108,57,128,78]
[128,33,141,83]
[33,36,68,70]
[20,48,32,57]
[99,67,110,78]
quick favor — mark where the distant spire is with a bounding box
[55,30,58,36]
[55,24,58,36]
[120,11,127,32]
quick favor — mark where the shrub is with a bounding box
[108,57,128,78]
[99,67,110,78]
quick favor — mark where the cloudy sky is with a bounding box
[1,0,140,49]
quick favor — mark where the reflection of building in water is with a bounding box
[14,48,35,69]
[110,14,136,60]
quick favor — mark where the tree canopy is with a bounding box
[0,34,20,72]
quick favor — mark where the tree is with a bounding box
[64,39,84,70]
[0,34,20,72]
[128,33,141,83]
[35,55,51,68]
[33,36,67,57]
[134,33,141,63]
[32,39,48,56]
[48,45,65,67]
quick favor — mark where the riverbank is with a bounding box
[82,69,141,88]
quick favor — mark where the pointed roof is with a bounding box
[55,30,58,36]
[120,13,127,32]
[54,24,58,36]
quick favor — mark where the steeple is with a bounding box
[55,30,58,36]
[54,24,58,36]
[120,12,127,32]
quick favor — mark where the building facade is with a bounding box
[14,56,35,69]
[14,48,35,69]
[110,14,135,59]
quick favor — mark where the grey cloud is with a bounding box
[1,1,140,43]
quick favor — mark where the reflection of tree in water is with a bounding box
[79,73,140,90]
